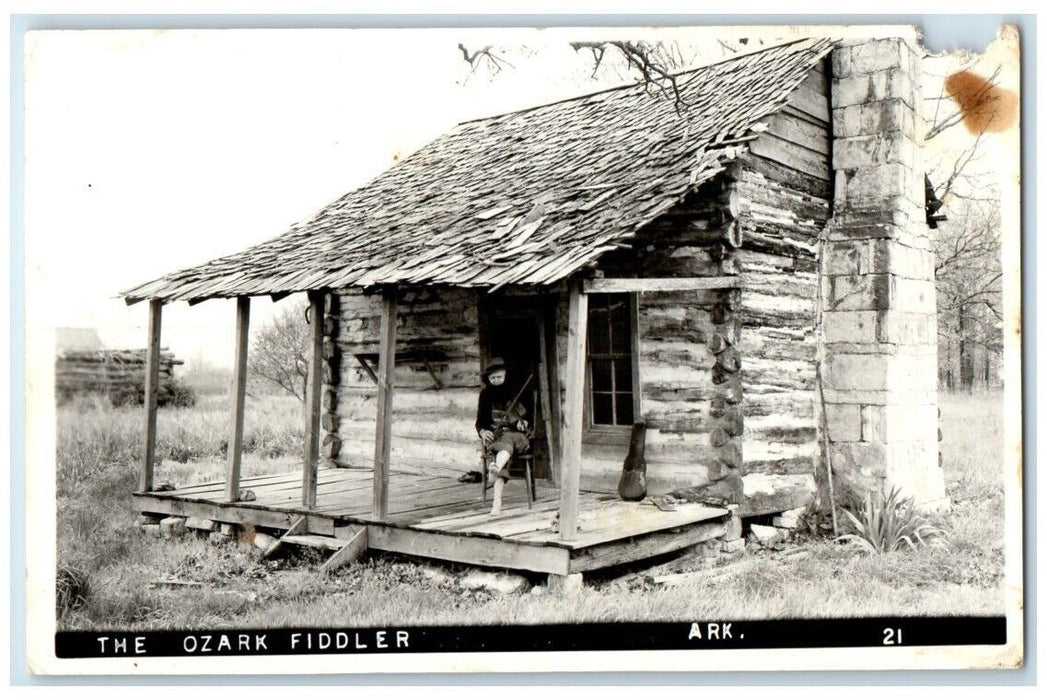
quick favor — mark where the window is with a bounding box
[586,293,637,431]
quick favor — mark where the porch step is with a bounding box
[261,516,369,575]
[319,528,368,575]
[260,516,309,560]
[282,534,350,551]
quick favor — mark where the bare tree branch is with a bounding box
[248,302,310,402]
[458,40,692,112]
[925,66,1003,141]
[934,131,986,204]
[457,43,514,83]
[570,41,689,112]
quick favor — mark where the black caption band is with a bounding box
[56,617,1007,658]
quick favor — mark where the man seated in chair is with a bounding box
[475,357,531,516]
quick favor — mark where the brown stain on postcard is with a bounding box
[945,70,1018,134]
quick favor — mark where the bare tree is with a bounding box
[458,40,699,112]
[923,61,1011,390]
[934,199,1003,390]
[249,303,310,401]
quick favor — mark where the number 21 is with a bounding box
[883,627,903,645]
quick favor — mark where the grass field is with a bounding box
[54,389,1007,630]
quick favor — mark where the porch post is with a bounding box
[224,296,250,502]
[302,291,325,508]
[536,315,559,484]
[559,279,587,540]
[372,286,398,519]
[139,299,163,492]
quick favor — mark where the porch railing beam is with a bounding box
[559,279,587,540]
[303,291,325,508]
[372,286,398,519]
[139,299,163,493]
[224,296,251,503]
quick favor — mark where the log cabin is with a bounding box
[121,36,947,580]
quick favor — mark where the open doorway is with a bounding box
[480,297,558,482]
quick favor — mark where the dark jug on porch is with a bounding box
[617,421,648,502]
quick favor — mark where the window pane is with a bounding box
[591,359,612,392]
[588,315,610,354]
[609,321,628,355]
[614,358,632,389]
[615,393,634,425]
[586,294,637,430]
[592,393,614,425]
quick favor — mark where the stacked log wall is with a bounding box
[55,349,182,401]
[707,287,744,481]
[735,61,831,506]
[320,293,342,468]
[583,177,740,492]
[331,287,483,471]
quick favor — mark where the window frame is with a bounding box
[583,292,641,446]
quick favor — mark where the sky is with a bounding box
[23,26,1012,368]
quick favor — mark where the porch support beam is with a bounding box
[302,291,325,508]
[139,299,163,492]
[536,316,559,484]
[582,276,742,294]
[224,296,250,503]
[559,279,587,540]
[372,286,398,519]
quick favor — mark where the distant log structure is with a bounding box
[56,348,184,404]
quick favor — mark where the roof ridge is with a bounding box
[457,37,825,126]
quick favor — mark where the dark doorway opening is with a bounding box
[480,297,559,482]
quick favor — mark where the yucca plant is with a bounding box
[836,485,946,554]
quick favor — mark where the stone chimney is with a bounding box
[822,37,948,511]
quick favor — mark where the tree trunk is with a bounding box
[950,335,959,390]
[958,304,975,391]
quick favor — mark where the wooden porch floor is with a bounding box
[134,467,729,576]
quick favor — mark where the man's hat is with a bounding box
[484,357,507,375]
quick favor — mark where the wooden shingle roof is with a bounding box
[123,37,833,304]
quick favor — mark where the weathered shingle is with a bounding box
[122,37,833,304]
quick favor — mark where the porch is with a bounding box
[134,464,729,577]
[131,264,747,582]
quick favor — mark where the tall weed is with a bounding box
[57,394,304,497]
